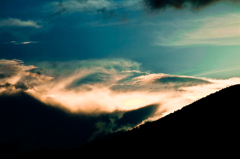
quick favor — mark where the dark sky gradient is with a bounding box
[1,1,240,158]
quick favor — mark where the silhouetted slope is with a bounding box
[0,91,158,159]
[15,84,240,158]
[0,92,102,158]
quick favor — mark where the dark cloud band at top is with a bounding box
[143,0,240,10]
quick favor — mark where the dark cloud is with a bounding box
[51,0,68,16]
[88,104,159,141]
[32,59,141,76]
[116,71,149,84]
[50,0,135,21]
[14,82,30,91]
[0,74,6,79]
[68,72,111,88]
[143,0,240,10]
[111,75,212,93]
[0,82,30,91]
[0,83,11,88]
[155,76,211,87]
[117,104,158,126]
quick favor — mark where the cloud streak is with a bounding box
[155,13,240,46]
[4,41,39,44]
[52,0,114,14]
[144,0,240,10]
[1,58,239,119]
[50,0,240,15]
[49,0,142,19]
[0,18,42,28]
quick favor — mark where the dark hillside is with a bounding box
[15,84,240,158]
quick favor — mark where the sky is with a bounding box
[1,0,240,156]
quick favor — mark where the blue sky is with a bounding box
[1,0,240,79]
[1,0,240,122]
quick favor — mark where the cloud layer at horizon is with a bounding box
[1,58,239,117]
[1,58,240,155]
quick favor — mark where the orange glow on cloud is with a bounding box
[122,98,147,107]
[1,59,240,125]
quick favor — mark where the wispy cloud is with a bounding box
[49,0,142,18]
[0,18,42,28]
[53,0,114,13]
[4,41,39,44]
[155,13,240,46]
[50,0,240,15]
[1,59,239,121]
[80,20,134,27]
[0,59,51,91]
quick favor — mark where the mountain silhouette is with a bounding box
[13,84,240,158]
[0,91,158,159]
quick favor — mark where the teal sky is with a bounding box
[0,0,240,79]
[1,1,240,154]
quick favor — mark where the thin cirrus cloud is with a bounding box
[3,41,39,45]
[1,58,240,124]
[0,18,42,28]
[49,0,142,16]
[154,13,240,46]
[54,0,113,12]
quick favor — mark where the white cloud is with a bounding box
[0,18,42,28]
[155,13,240,46]
[0,59,51,93]
[1,58,240,136]
[1,59,239,123]
[121,0,143,10]
[15,41,38,44]
[4,41,39,45]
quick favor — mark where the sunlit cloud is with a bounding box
[4,41,39,45]
[0,18,42,28]
[0,59,52,93]
[155,13,240,46]
[1,58,240,143]
[1,59,240,127]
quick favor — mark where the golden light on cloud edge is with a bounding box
[1,59,240,125]
[122,98,147,107]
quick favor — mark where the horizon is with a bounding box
[1,0,240,157]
